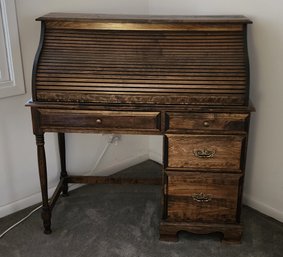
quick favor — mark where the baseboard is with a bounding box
[243,194,283,223]
[0,153,150,219]
[0,187,55,219]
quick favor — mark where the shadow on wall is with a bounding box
[243,17,261,196]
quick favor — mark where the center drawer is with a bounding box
[166,134,245,171]
[166,172,242,223]
[38,109,161,133]
[166,112,249,131]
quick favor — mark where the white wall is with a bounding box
[0,0,282,222]
[0,0,151,218]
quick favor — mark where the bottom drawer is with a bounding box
[166,172,242,223]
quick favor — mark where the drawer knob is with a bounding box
[192,192,212,203]
[193,149,215,158]
[96,118,102,124]
[203,121,210,127]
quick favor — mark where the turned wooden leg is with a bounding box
[36,134,52,234]
[58,133,69,196]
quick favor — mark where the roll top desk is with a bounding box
[27,13,253,243]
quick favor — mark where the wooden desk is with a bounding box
[27,13,253,243]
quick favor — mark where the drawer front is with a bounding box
[166,172,242,223]
[166,134,245,171]
[38,109,161,132]
[167,112,249,131]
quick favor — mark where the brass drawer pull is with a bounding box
[192,192,212,203]
[193,149,216,158]
[96,118,102,124]
[203,121,210,127]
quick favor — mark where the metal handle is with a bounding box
[193,149,215,158]
[96,118,102,124]
[203,121,210,127]
[192,192,212,203]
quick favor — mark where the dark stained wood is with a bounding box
[166,172,242,223]
[27,13,253,243]
[166,134,245,171]
[37,13,252,24]
[26,101,256,112]
[58,133,69,196]
[35,92,247,106]
[67,176,162,185]
[33,17,251,106]
[159,221,243,243]
[45,21,245,31]
[32,23,45,101]
[49,178,64,210]
[161,167,168,219]
[38,109,161,133]
[35,134,51,234]
[166,112,249,132]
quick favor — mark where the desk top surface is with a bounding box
[37,13,252,24]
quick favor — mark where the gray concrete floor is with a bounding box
[0,160,282,257]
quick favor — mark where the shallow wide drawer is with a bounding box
[166,134,245,171]
[38,109,161,132]
[166,112,249,131]
[166,172,242,223]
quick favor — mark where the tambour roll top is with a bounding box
[33,13,252,106]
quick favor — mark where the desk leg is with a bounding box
[35,134,52,234]
[58,133,69,196]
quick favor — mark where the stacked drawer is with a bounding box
[164,112,249,224]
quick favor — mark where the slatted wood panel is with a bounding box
[35,25,249,105]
